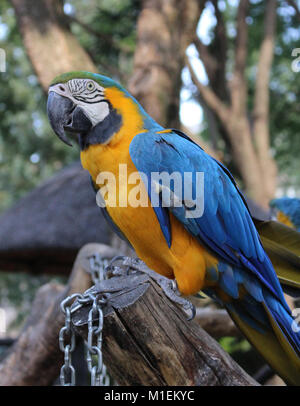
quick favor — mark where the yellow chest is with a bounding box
[81,142,170,254]
[80,141,217,295]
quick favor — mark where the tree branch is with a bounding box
[193,1,231,152]
[196,308,241,338]
[186,56,230,126]
[230,0,250,113]
[253,0,277,130]
[193,36,218,82]
[65,15,133,54]
[286,0,300,21]
[252,0,277,201]
[210,0,228,100]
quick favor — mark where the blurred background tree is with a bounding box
[0,0,138,212]
[0,0,299,216]
[0,0,300,384]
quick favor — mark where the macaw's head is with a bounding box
[47,71,152,150]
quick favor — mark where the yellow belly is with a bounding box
[81,143,218,295]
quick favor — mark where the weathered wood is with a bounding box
[0,243,118,386]
[0,282,65,386]
[72,274,258,386]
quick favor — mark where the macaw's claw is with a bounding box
[104,255,136,278]
[105,256,196,321]
[156,278,196,321]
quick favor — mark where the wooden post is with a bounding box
[72,274,258,386]
[0,242,257,386]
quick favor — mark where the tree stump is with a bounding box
[72,273,258,386]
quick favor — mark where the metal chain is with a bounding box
[86,295,105,385]
[59,254,110,386]
[86,254,110,386]
[59,293,82,386]
[88,254,109,285]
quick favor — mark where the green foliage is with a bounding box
[219,336,251,353]
[0,0,79,212]
[219,336,264,375]
[0,271,67,334]
[66,0,139,83]
[0,0,140,214]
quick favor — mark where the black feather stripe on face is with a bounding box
[78,106,122,150]
[73,95,106,104]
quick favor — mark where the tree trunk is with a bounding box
[11,0,97,91]
[225,117,268,204]
[252,0,277,204]
[128,0,204,127]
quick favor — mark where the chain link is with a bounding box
[88,254,109,285]
[59,294,82,386]
[59,255,110,386]
[86,296,105,385]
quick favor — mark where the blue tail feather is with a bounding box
[205,260,300,380]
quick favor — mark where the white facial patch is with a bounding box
[77,96,109,127]
[49,79,110,127]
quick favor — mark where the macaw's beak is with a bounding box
[47,91,93,146]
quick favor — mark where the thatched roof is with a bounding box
[0,162,112,274]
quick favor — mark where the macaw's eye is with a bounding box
[86,81,95,91]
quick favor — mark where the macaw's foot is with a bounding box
[105,256,196,321]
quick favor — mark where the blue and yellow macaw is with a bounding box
[270,197,300,232]
[47,71,300,385]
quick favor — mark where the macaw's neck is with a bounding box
[104,85,163,143]
[80,86,162,181]
[78,107,122,150]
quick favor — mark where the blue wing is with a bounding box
[129,129,287,308]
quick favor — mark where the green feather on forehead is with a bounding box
[50,71,123,90]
